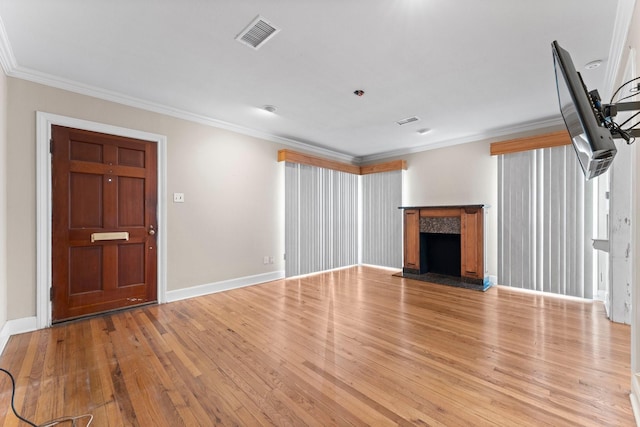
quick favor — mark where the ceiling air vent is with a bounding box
[235,15,280,49]
[396,116,420,126]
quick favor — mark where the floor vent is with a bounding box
[396,116,420,126]
[235,15,280,49]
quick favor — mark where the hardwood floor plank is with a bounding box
[198,292,401,426]
[87,317,125,427]
[0,266,633,426]
[209,292,459,426]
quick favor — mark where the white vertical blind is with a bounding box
[285,162,358,277]
[361,170,403,268]
[498,145,594,298]
[498,150,537,290]
[284,162,300,276]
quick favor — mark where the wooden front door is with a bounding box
[51,125,158,322]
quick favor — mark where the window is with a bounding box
[498,145,594,298]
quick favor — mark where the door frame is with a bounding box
[36,112,168,328]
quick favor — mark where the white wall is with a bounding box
[0,68,7,332]
[6,78,286,320]
[612,1,640,422]
[626,0,640,390]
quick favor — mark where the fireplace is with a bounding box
[399,205,489,290]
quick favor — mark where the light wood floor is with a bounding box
[0,266,633,426]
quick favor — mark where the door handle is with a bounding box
[149,225,156,236]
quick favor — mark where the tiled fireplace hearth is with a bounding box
[398,205,490,291]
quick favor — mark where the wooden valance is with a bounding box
[360,160,407,175]
[489,130,571,156]
[277,149,407,175]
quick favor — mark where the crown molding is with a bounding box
[602,0,637,99]
[0,49,565,167]
[10,65,358,163]
[0,12,569,166]
[0,19,356,164]
[0,15,16,74]
[356,116,565,163]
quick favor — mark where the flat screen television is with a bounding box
[552,40,616,179]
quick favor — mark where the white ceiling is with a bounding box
[0,0,626,161]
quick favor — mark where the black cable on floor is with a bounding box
[0,367,38,426]
[1,367,94,426]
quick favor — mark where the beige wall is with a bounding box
[0,69,6,329]
[6,78,286,320]
[3,76,561,321]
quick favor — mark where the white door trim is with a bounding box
[36,112,168,328]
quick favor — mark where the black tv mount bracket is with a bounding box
[591,90,640,141]
[604,101,640,139]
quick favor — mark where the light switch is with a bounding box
[173,192,185,203]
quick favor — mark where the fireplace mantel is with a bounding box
[399,205,487,289]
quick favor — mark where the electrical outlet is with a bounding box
[269,256,274,264]
[263,256,269,264]
[173,192,185,203]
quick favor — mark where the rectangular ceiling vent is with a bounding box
[396,116,420,126]
[235,15,280,49]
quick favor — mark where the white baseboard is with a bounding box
[0,316,37,356]
[488,275,498,286]
[631,374,640,426]
[166,270,285,303]
[360,263,402,272]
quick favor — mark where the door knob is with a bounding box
[149,225,156,235]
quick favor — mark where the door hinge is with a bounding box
[50,287,54,301]
[49,139,54,154]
